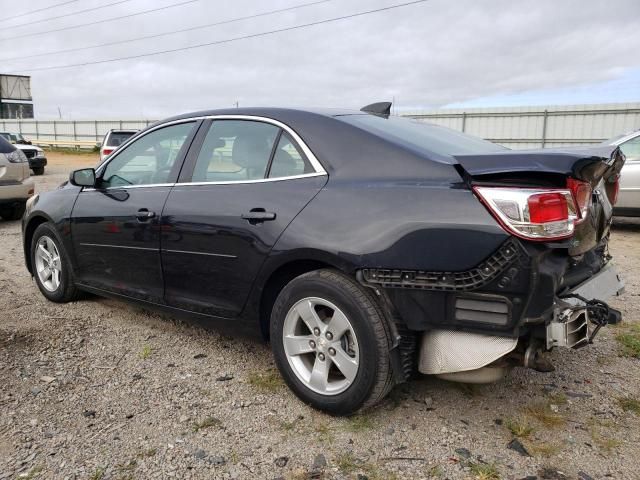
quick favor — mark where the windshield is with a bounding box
[105,131,136,147]
[338,115,507,156]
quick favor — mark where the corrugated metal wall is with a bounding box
[403,102,640,149]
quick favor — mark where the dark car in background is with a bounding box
[21,105,625,414]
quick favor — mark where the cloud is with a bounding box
[3,0,640,119]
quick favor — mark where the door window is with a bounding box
[192,120,279,182]
[101,122,195,188]
[620,136,640,161]
[268,132,313,178]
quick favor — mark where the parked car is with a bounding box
[22,105,625,414]
[100,129,138,161]
[0,131,32,144]
[0,136,34,220]
[0,131,47,175]
[602,129,640,216]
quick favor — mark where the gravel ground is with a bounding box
[1,152,639,480]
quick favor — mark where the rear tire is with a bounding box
[0,202,26,221]
[31,223,80,303]
[32,167,44,176]
[270,269,394,415]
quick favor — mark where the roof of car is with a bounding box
[156,107,365,125]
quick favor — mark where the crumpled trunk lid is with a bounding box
[454,145,625,255]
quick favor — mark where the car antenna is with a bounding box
[360,101,392,117]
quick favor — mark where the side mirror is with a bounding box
[69,168,96,187]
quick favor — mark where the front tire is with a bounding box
[270,269,394,415]
[31,223,79,303]
[32,167,44,176]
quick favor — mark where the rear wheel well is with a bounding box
[24,216,49,274]
[259,260,337,339]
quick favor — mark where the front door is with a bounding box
[71,121,198,302]
[160,118,327,317]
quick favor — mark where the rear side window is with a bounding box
[339,115,507,156]
[105,131,136,147]
[268,132,314,178]
[191,120,279,182]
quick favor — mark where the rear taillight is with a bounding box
[473,186,580,241]
[102,148,114,156]
[567,178,592,220]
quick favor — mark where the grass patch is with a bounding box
[546,392,568,405]
[20,466,43,480]
[469,462,500,480]
[345,414,375,432]
[139,345,152,360]
[89,468,105,480]
[524,403,565,427]
[335,452,359,474]
[192,416,222,432]
[616,323,640,358]
[505,417,534,438]
[618,397,640,414]
[137,448,157,458]
[247,369,284,392]
[590,429,621,452]
[526,441,562,457]
[426,465,444,477]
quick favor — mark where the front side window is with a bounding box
[620,136,640,161]
[100,122,194,188]
[192,120,279,182]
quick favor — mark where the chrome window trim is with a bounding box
[95,114,327,183]
[175,171,326,187]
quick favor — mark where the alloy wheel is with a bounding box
[35,236,62,292]
[282,297,360,395]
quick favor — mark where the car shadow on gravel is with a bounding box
[612,217,640,231]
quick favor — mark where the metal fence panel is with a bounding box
[2,103,640,149]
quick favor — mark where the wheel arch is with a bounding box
[23,214,51,275]
[256,252,354,339]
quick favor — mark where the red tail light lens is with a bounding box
[528,192,568,223]
[473,186,580,241]
[103,148,114,156]
[567,178,592,220]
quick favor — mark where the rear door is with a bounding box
[71,120,199,302]
[160,117,327,317]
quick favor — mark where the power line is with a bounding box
[4,0,80,22]
[0,0,199,41]
[9,0,137,29]
[8,0,430,73]
[0,0,330,63]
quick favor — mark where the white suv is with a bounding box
[100,129,138,161]
[0,136,34,220]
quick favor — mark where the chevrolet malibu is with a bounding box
[22,105,625,414]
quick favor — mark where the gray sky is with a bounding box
[2,0,640,119]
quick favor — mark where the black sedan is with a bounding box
[22,104,625,414]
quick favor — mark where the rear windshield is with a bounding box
[105,131,136,147]
[339,115,507,156]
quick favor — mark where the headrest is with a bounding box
[232,135,271,168]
